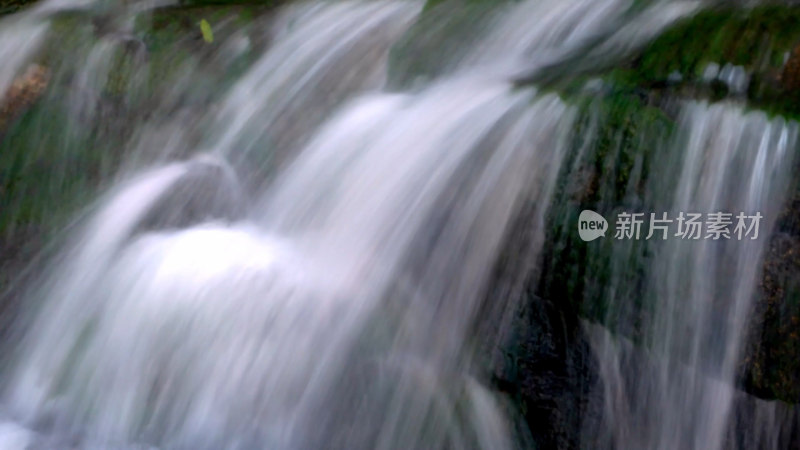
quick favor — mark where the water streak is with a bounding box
[585,102,798,450]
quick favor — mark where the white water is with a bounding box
[0,0,790,448]
[6,74,576,450]
[468,0,700,79]
[1,1,576,447]
[585,102,799,450]
[0,3,52,96]
[209,1,423,169]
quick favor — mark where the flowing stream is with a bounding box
[582,102,798,449]
[0,0,797,449]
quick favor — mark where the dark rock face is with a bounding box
[481,187,602,449]
[0,0,36,15]
[492,293,598,450]
[485,92,671,449]
[743,182,800,404]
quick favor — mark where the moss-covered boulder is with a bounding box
[0,3,272,340]
[598,5,800,120]
[536,91,675,339]
[529,3,800,406]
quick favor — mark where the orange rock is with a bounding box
[0,63,50,133]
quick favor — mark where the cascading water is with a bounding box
[582,102,799,450]
[208,1,423,171]
[1,0,798,448]
[0,0,585,447]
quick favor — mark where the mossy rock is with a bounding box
[135,5,267,102]
[604,5,800,120]
[536,91,675,341]
[631,6,800,81]
[0,2,270,241]
[533,4,800,404]
[0,3,271,340]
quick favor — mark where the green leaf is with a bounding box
[200,19,214,44]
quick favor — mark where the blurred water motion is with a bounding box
[0,0,797,449]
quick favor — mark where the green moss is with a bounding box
[130,5,266,109]
[536,91,674,340]
[537,4,800,401]
[633,6,800,82]
[600,5,800,120]
[0,95,118,250]
[0,2,272,259]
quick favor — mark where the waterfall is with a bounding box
[1,0,796,448]
[5,75,577,448]
[208,1,423,171]
[583,102,798,449]
[0,1,581,448]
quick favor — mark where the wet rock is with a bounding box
[0,64,50,135]
[134,155,246,233]
[743,184,800,404]
[492,293,599,450]
[595,5,800,118]
[781,43,800,93]
[0,0,36,15]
